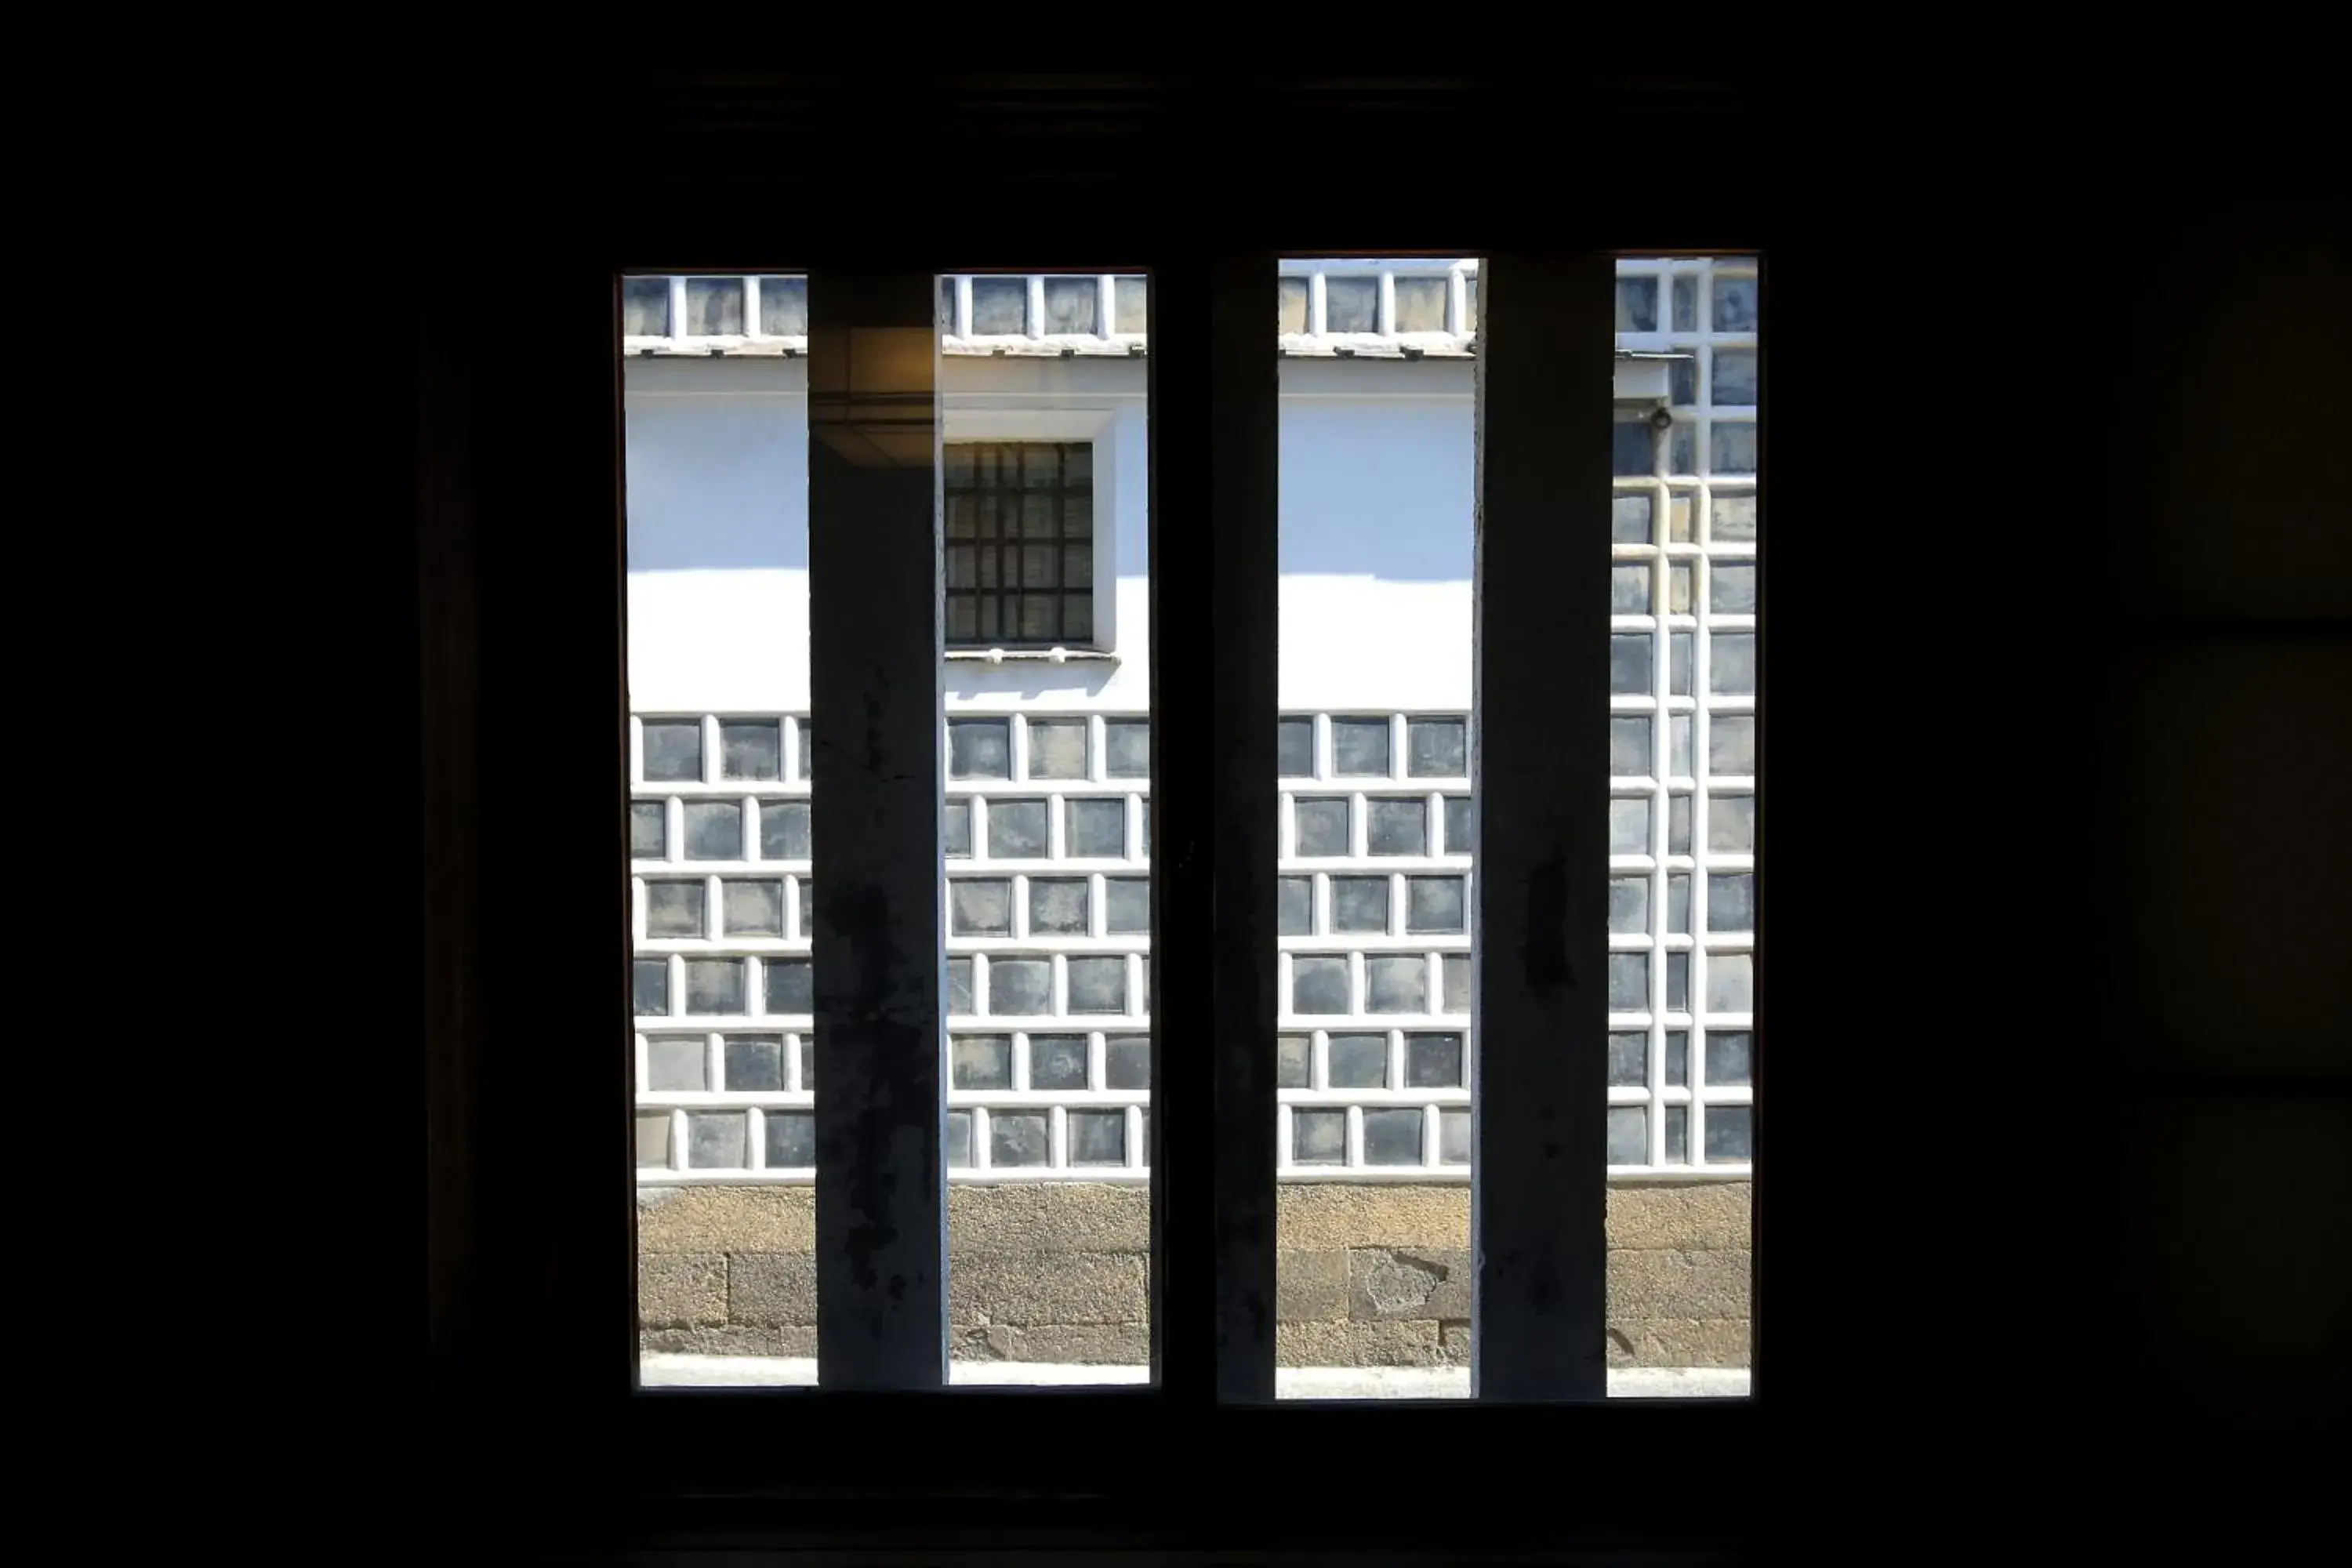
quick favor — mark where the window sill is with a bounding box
[946,648,1120,666]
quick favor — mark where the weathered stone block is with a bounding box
[637,1185,815,1253]
[1277,1249,1350,1322]
[1348,1247,1472,1321]
[1278,1319,1443,1368]
[639,1324,815,1359]
[638,1252,728,1327]
[955,1322,1148,1364]
[949,1250,1145,1327]
[1606,1181,1753,1250]
[1606,1248,1751,1320]
[1278,1184,1469,1250]
[948,1181,1149,1253]
[729,1252,818,1327]
[1606,1317,1751,1369]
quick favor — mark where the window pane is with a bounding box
[942,439,1099,648]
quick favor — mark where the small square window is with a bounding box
[945,442,1098,648]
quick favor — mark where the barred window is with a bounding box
[944,441,1095,646]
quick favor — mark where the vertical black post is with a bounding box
[808,267,948,1391]
[1150,251,1281,1403]
[1472,252,1613,1399]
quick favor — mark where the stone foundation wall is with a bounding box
[639,1181,1750,1368]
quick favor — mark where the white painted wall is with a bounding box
[623,355,1476,714]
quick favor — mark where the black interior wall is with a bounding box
[388,70,2347,1553]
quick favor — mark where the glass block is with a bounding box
[1669,421,1697,475]
[952,878,1014,936]
[1327,1033,1388,1088]
[1664,1105,1689,1163]
[1612,422,1656,477]
[1707,795,1755,853]
[1105,1035,1150,1090]
[942,798,973,860]
[1614,276,1657,332]
[622,277,671,336]
[635,1111,672,1169]
[1671,274,1697,332]
[684,959,744,1015]
[1711,423,1759,475]
[1610,633,1653,695]
[1277,1033,1313,1088]
[1610,796,1652,855]
[1104,877,1149,935]
[1103,720,1149,778]
[765,1111,815,1169]
[1405,1033,1463,1088]
[1293,1109,1346,1165]
[1294,798,1349,856]
[722,879,784,937]
[1668,492,1695,543]
[990,1110,1051,1167]
[1406,876,1465,934]
[1710,492,1759,541]
[1067,956,1127,1014]
[1443,797,1474,856]
[642,720,702,782]
[631,802,667,859]
[687,1112,746,1169]
[644,880,704,938]
[684,277,744,336]
[1711,563,1759,615]
[1705,1105,1754,1161]
[1439,1108,1471,1165]
[1324,275,1378,332]
[1394,275,1449,332]
[1366,955,1427,1014]
[1441,954,1469,1012]
[795,721,814,779]
[1669,637,1695,702]
[1712,347,1758,405]
[1667,951,1690,1011]
[1609,875,1650,935]
[1277,275,1310,334]
[1363,1109,1424,1166]
[1062,798,1121,858]
[1278,717,1316,778]
[1029,1034,1088,1090]
[1667,872,1691,935]
[723,1036,782,1092]
[683,801,742,861]
[947,956,974,1014]
[760,800,810,861]
[1705,953,1754,1014]
[1668,561,1693,613]
[987,799,1051,858]
[1291,956,1350,1014]
[1710,633,1758,695]
[1610,715,1653,777]
[633,959,670,1017]
[758,274,808,336]
[1708,716,1756,775]
[1664,1029,1689,1088]
[1112,276,1148,334]
[1026,718,1087,779]
[1042,275,1099,334]
[646,1036,706,1092]
[949,718,1012,779]
[1367,800,1426,855]
[1670,714,1693,776]
[1711,274,1759,332]
[795,1033,817,1091]
[971,277,1029,335]
[720,720,781,781]
[1708,873,1755,931]
[1464,274,1478,331]
[1069,1110,1126,1165]
[1607,1030,1647,1087]
[1612,563,1652,614]
[1331,876,1389,934]
[947,1110,975,1168]
[989,958,1051,1015]
[760,958,811,1017]
[1279,876,1313,936]
[1407,717,1467,778]
[1706,1031,1753,1087]
[1611,492,1653,543]
[1668,794,1693,854]
[1608,953,1650,1011]
[1607,1106,1646,1166]
[1670,355,1697,405]
[1331,717,1392,777]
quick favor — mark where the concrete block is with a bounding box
[637,1251,728,1327]
[1606,1248,1751,1321]
[949,1250,1145,1327]
[1276,1249,1350,1322]
[1606,1181,1753,1250]
[729,1252,818,1327]
[953,1323,1149,1365]
[637,1185,815,1253]
[1278,1319,1444,1368]
[1348,1247,1472,1321]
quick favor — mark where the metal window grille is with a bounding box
[944,441,1097,647]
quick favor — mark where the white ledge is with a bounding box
[944,648,1120,665]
